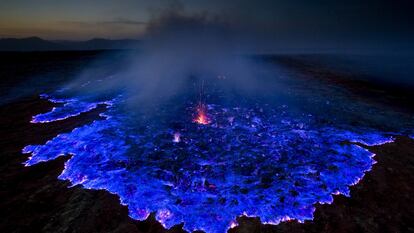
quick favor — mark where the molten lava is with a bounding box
[194,103,210,125]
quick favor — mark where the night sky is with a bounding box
[1,0,413,51]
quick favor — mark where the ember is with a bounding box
[194,103,210,125]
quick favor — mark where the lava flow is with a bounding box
[23,93,396,233]
[194,103,210,125]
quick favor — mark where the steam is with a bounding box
[65,5,276,109]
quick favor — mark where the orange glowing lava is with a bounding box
[194,104,210,125]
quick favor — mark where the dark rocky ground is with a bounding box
[1,52,413,233]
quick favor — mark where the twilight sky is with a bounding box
[0,0,413,50]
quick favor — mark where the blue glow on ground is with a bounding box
[31,94,112,123]
[22,93,396,233]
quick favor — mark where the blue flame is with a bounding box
[22,93,398,233]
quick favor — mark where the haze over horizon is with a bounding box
[1,0,413,52]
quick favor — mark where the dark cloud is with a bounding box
[100,18,148,26]
[61,18,147,27]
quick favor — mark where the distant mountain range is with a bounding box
[0,37,140,51]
